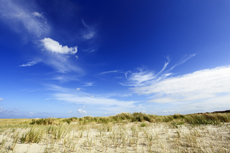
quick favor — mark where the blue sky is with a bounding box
[0,0,230,118]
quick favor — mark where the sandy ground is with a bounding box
[0,122,230,153]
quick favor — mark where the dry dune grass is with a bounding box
[0,112,230,153]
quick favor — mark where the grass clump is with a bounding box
[20,128,41,143]
[31,118,56,125]
[62,117,77,124]
[46,125,68,139]
[140,123,147,127]
[184,113,230,125]
[28,112,230,126]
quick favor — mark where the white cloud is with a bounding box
[44,53,83,73]
[20,60,40,67]
[68,111,72,113]
[82,20,89,28]
[54,93,135,108]
[99,70,118,75]
[32,12,43,18]
[82,20,96,40]
[169,54,196,71]
[0,98,3,101]
[133,65,230,103]
[45,85,146,115]
[41,38,77,54]
[51,75,79,82]
[47,84,136,111]
[76,88,81,91]
[83,31,95,40]
[0,0,50,37]
[84,82,94,86]
[122,69,155,87]
[77,109,87,114]
[125,71,131,79]
[82,49,96,53]
[122,54,195,87]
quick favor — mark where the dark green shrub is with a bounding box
[30,118,55,125]
[140,123,146,127]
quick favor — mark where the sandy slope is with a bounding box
[0,123,229,153]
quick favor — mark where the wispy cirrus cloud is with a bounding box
[120,54,230,112]
[32,12,43,18]
[51,75,80,82]
[82,19,96,40]
[41,38,78,54]
[20,59,41,67]
[99,70,119,75]
[134,65,230,103]
[46,85,137,115]
[0,0,50,38]
[43,53,83,73]
[84,82,94,86]
[54,93,135,108]
[122,69,155,87]
[0,1,81,74]
[122,54,195,87]
[169,54,196,71]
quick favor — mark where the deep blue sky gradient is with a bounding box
[0,0,230,118]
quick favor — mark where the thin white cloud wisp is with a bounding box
[99,70,118,75]
[133,65,230,103]
[122,54,196,87]
[20,60,41,67]
[32,12,43,18]
[0,0,50,38]
[84,82,94,86]
[82,19,96,40]
[77,109,87,114]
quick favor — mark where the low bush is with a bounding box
[31,118,56,125]
[30,112,230,126]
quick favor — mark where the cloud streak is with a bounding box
[0,0,50,38]
[122,69,155,87]
[20,60,41,67]
[122,54,195,87]
[133,65,230,103]
[77,109,87,114]
[99,70,118,75]
[84,82,94,86]
[46,85,137,114]
[54,93,135,108]
[32,12,43,18]
[43,53,83,73]
[82,19,96,40]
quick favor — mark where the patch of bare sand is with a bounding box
[0,123,229,152]
[13,144,45,153]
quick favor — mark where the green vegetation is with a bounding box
[20,128,42,143]
[31,118,58,125]
[0,112,229,152]
[140,123,147,127]
[30,112,230,125]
